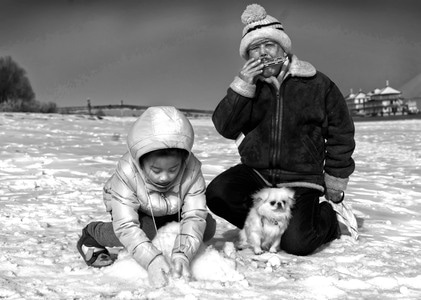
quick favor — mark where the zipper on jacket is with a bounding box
[269,90,277,182]
[270,88,282,185]
[276,90,283,180]
[160,193,169,214]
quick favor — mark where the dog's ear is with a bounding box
[284,188,295,200]
[286,193,295,208]
[254,188,272,201]
[253,196,263,205]
[252,188,269,202]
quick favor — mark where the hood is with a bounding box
[127,106,194,167]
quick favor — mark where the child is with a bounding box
[77,106,216,288]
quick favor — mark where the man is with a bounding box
[206,4,357,256]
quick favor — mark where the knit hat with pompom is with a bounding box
[239,4,292,59]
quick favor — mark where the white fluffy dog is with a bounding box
[238,187,295,255]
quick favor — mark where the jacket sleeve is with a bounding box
[323,81,356,191]
[212,76,258,140]
[109,156,162,270]
[171,157,208,264]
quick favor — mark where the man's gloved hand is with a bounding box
[147,255,171,288]
[325,188,345,203]
[172,257,191,281]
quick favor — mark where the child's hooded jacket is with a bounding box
[103,106,207,269]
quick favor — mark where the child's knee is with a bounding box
[203,214,216,242]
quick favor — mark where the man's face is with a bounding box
[247,39,286,78]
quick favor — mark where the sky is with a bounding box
[1,0,421,110]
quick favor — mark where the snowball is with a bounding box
[267,255,282,268]
[222,242,236,258]
[399,286,409,295]
[191,246,244,282]
[149,222,245,283]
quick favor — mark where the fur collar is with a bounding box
[286,54,316,78]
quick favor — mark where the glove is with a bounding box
[325,188,345,203]
[172,257,191,281]
[147,255,171,288]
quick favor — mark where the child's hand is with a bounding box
[147,255,170,288]
[172,257,191,281]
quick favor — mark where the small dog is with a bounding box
[238,187,295,255]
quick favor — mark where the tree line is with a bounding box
[0,56,57,113]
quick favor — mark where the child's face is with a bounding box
[141,153,183,187]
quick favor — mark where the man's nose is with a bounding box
[258,44,267,55]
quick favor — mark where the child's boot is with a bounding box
[77,226,113,268]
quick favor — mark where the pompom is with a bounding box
[241,4,267,25]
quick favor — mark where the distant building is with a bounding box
[345,89,369,116]
[405,98,420,114]
[345,81,408,116]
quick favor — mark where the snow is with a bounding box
[1,112,421,300]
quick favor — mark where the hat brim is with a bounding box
[240,27,292,59]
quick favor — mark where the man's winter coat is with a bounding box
[212,55,355,192]
[103,106,208,270]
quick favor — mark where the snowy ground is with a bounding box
[1,112,420,300]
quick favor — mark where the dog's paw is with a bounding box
[236,238,248,250]
[253,247,264,255]
[268,247,278,253]
[236,243,246,250]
